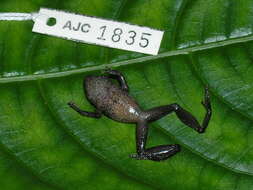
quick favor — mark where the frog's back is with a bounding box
[84,76,141,123]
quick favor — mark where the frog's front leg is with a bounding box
[68,102,102,118]
[104,69,129,92]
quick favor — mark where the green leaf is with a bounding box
[0,148,54,190]
[1,0,253,189]
[192,42,253,119]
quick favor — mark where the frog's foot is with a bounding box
[103,68,122,76]
[102,67,110,74]
[130,144,181,161]
[201,86,211,111]
[129,153,148,160]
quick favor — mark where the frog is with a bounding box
[68,69,212,161]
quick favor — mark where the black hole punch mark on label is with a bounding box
[46,17,56,26]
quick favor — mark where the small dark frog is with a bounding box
[68,70,212,161]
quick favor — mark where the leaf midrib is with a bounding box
[1,34,253,84]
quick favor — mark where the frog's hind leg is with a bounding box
[144,87,212,133]
[130,121,180,161]
[68,101,102,118]
[131,88,212,161]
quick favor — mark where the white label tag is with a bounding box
[32,8,164,55]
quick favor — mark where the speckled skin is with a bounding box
[68,70,212,161]
[85,76,143,123]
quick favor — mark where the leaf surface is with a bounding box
[1,0,253,189]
